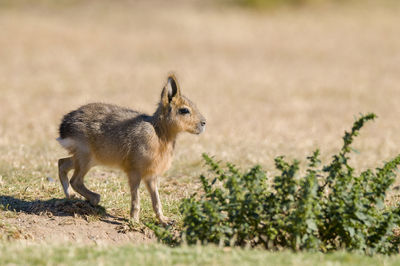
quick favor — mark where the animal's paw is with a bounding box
[158,215,175,226]
[66,192,77,199]
[89,194,101,206]
[130,215,140,224]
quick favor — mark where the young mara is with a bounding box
[57,75,206,224]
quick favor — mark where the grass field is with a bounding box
[1,0,400,264]
[2,242,400,266]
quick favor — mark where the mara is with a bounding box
[57,74,206,224]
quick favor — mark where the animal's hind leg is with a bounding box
[58,157,74,198]
[70,155,100,205]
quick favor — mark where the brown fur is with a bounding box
[57,74,206,224]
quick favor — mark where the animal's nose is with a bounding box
[200,121,206,127]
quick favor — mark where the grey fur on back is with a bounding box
[59,103,142,140]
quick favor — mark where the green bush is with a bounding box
[150,113,400,254]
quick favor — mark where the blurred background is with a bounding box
[1,0,400,179]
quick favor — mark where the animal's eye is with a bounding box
[178,108,190,115]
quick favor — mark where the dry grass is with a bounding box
[1,0,400,243]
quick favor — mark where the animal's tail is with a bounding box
[56,137,76,154]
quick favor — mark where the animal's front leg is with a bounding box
[145,177,169,225]
[128,172,141,222]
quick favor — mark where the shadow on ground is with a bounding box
[0,195,126,225]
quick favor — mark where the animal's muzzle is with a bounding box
[197,120,206,134]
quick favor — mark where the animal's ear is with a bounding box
[161,74,181,106]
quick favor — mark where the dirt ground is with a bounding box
[1,196,155,243]
[6,214,153,244]
[1,1,400,244]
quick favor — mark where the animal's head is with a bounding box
[159,74,206,135]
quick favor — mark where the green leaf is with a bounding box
[306,219,318,231]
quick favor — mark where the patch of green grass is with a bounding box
[0,242,399,266]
